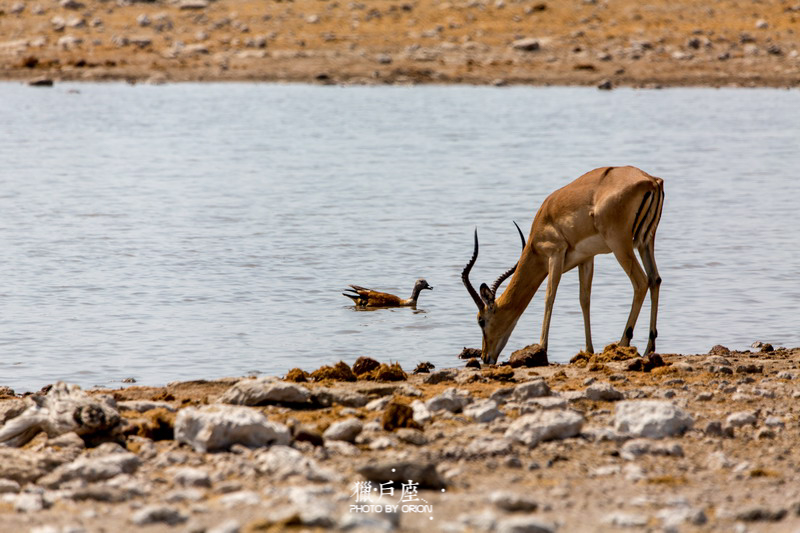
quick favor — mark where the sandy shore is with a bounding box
[1,0,799,86]
[1,344,799,532]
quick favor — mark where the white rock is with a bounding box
[490,491,538,512]
[219,377,311,406]
[464,399,504,423]
[117,400,176,413]
[511,38,541,52]
[208,519,241,533]
[179,0,209,9]
[13,492,46,512]
[586,382,624,401]
[426,388,472,413]
[504,409,584,447]
[603,512,648,527]
[324,440,360,456]
[614,401,693,439]
[590,465,621,477]
[706,451,734,470]
[171,467,211,487]
[0,479,20,494]
[218,490,260,508]
[175,405,290,453]
[620,439,683,460]
[726,411,757,427]
[39,452,141,489]
[523,397,567,410]
[255,445,338,482]
[512,380,551,401]
[323,418,363,443]
[411,400,432,424]
[764,416,785,428]
[51,16,65,31]
[657,506,708,528]
[496,515,555,533]
[59,0,83,9]
[365,397,390,411]
[368,436,395,450]
[623,463,645,481]
[465,436,513,456]
[396,428,427,446]
[581,426,626,442]
[286,486,336,527]
[489,387,515,404]
[460,511,500,532]
[338,513,395,532]
[130,505,187,526]
[165,488,204,503]
[57,35,82,50]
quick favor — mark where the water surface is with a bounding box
[1,83,798,391]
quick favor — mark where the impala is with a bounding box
[462,166,664,364]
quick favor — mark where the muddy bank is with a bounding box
[1,0,799,87]
[1,344,800,531]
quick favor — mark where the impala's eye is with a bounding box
[478,318,486,328]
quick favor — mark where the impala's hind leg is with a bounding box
[638,239,661,355]
[606,236,648,348]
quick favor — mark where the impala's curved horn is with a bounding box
[462,228,485,310]
[490,221,527,295]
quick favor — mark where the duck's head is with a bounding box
[414,279,433,292]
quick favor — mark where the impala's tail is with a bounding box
[632,177,664,247]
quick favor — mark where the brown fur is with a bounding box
[466,166,664,363]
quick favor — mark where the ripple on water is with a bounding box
[0,83,798,391]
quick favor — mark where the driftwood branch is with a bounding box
[0,382,121,447]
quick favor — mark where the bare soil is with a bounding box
[1,0,799,86]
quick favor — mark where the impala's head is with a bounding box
[461,223,526,365]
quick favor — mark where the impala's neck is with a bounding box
[496,248,548,319]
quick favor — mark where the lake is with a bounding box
[1,82,798,392]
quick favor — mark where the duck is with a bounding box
[343,278,433,308]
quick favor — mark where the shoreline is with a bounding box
[1,345,800,531]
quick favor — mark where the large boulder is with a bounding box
[505,409,584,447]
[175,405,290,452]
[614,401,693,439]
[218,377,311,406]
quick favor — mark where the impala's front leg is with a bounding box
[578,259,594,353]
[539,251,565,353]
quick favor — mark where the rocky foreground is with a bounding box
[1,0,800,86]
[1,344,800,532]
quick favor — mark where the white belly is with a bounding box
[565,234,611,270]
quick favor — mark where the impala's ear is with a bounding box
[479,283,495,307]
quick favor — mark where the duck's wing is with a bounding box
[343,289,367,306]
[362,291,403,307]
[344,285,404,307]
[348,285,372,294]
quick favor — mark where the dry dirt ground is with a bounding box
[1,345,800,532]
[1,0,800,86]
